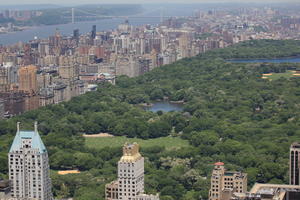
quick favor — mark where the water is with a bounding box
[0,18,160,45]
[144,101,184,112]
[229,57,300,63]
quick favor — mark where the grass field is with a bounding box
[262,70,295,80]
[85,136,190,150]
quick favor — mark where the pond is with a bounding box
[143,101,184,112]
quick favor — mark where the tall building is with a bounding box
[73,29,80,40]
[209,162,247,200]
[105,143,159,200]
[18,65,38,94]
[290,142,300,185]
[8,122,53,200]
[18,65,40,111]
[91,25,96,40]
[0,63,18,92]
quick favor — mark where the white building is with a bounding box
[106,143,159,200]
[8,122,53,200]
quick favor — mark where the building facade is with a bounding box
[117,143,145,199]
[209,162,247,200]
[8,122,53,200]
[290,142,300,185]
[105,143,159,200]
[0,98,4,118]
[18,65,38,94]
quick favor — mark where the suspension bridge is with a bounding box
[68,7,172,24]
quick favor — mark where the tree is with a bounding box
[74,152,96,170]
[190,131,219,147]
[148,121,172,138]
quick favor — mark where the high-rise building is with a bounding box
[8,122,53,200]
[73,29,80,40]
[209,162,247,200]
[105,143,159,200]
[91,25,96,40]
[0,63,18,92]
[18,65,40,111]
[290,142,300,185]
[18,65,38,94]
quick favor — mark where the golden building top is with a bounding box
[120,142,142,163]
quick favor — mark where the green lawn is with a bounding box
[85,136,190,150]
[263,70,295,80]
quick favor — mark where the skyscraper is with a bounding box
[18,65,38,94]
[8,122,53,200]
[0,62,18,92]
[91,25,96,40]
[18,65,40,111]
[106,143,159,200]
[73,29,79,41]
[290,142,300,185]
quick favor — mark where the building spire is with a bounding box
[17,122,20,133]
[34,121,38,133]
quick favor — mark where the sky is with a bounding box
[0,0,299,5]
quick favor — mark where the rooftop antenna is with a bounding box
[17,122,20,133]
[34,121,38,133]
[160,7,164,23]
[72,8,75,24]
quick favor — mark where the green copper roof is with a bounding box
[9,130,47,153]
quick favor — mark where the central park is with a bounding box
[1,40,300,199]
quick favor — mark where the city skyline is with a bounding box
[0,0,300,6]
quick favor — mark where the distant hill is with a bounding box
[0,4,62,10]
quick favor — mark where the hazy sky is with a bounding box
[0,0,299,5]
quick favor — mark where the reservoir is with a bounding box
[229,57,300,63]
[144,101,184,112]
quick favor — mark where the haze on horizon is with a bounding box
[0,0,299,5]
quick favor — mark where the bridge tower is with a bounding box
[160,7,164,23]
[72,8,75,24]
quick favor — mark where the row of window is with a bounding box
[119,180,136,184]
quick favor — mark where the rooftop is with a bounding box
[291,142,300,149]
[250,183,300,194]
[120,142,142,163]
[9,123,47,154]
[215,162,225,166]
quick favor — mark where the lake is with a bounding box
[229,57,300,63]
[144,101,184,112]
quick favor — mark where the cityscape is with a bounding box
[1,1,300,200]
